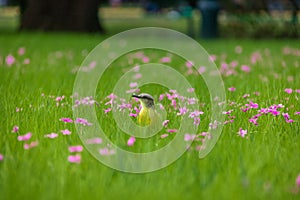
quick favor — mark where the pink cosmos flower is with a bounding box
[241,65,250,73]
[129,82,138,88]
[68,154,81,164]
[185,61,193,68]
[69,145,83,153]
[24,141,39,150]
[44,133,58,139]
[296,174,300,187]
[160,57,171,63]
[0,154,3,161]
[284,88,293,94]
[228,87,236,92]
[162,120,169,127]
[187,88,195,93]
[6,54,15,66]
[18,47,25,55]
[61,129,71,135]
[238,128,247,137]
[99,148,116,155]
[11,125,19,133]
[177,107,188,116]
[184,134,196,141]
[127,137,136,146]
[160,134,169,139]
[104,108,112,114]
[167,129,178,133]
[198,66,206,74]
[60,118,73,123]
[86,137,102,144]
[129,113,137,117]
[18,132,32,141]
[75,118,92,126]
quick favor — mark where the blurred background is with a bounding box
[0,0,299,38]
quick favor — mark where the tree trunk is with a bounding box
[20,0,105,33]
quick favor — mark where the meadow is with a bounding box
[0,28,300,200]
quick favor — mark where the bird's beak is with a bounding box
[132,94,140,99]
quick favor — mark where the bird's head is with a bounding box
[132,93,155,108]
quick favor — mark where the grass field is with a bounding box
[0,30,300,200]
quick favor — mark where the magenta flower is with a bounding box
[198,66,206,74]
[171,99,177,109]
[6,54,15,66]
[238,128,247,137]
[129,113,137,117]
[86,137,102,144]
[134,73,142,79]
[209,54,216,62]
[284,88,293,94]
[187,98,197,105]
[162,120,169,127]
[185,61,193,68]
[228,87,236,92]
[18,132,32,141]
[55,96,65,102]
[60,118,73,123]
[189,110,204,118]
[106,93,117,100]
[24,141,39,150]
[44,133,58,139]
[158,94,165,101]
[222,110,233,115]
[61,129,71,135]
[127,137,136,146]
[177,106,188,116]
[242,94,250,98]
[295,112,300,115]
[69,145,83,153]
[142,56,149,63]
[0,154,3,161]
[11,125,19,133]
[75,118,92,126]
[104,107,112,114]
[193,117,200,126]
[167,129,178,133]
[187,88,195,93]
[68,154,81,164]
[295,89,300,93]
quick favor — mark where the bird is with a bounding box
[132,93,159,126]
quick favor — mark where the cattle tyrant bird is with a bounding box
[132,93,160,126]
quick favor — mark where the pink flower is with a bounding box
[177,106,188,116]
[68,154,81,164]
[24,141,39,150]
[86,137,102,144]
[167,129,177,133]
[209,54,216,62]
[295,112,300,115]
[127,137,136,146]
[129,82,138,88]
[6,54,15,66]
[142,56,149,63]
[55,96,65,102]
[18,132,32,141]
[160,57,171,63]
[60,118,73,123]
[129,113,137,117]
[185,61,193,68]
[106,93,117,100]
[198,66,206,74]
[184,134,196,141]
[99,148,116,155]
[160,134,169,138]
[23,58,30,65]
[187,88,195,93]
[189,110,204,118]
[238,128,247,137]
[104,107,112,114]
[295,89,300,93]
[0,154,3,161]
[134,73,142,79]
[284,88,293,94]
[11,125,19,133]
[243,94,250,98]
[296,174,300,187]
[228,87,236,92]
[69,145,83,153]
[61,129,71,135]
[193,117,200,126]
[241,65,250,73]
[171,99,177,109]
[75,118,92,126]
[44,133,58,139]
[18,47,25,55]
[159,94,165,101]
[162,120,169,127]
[187,98,197,105]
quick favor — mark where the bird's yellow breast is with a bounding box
[138,107,152,126]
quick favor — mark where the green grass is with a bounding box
[0,32,300,200]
